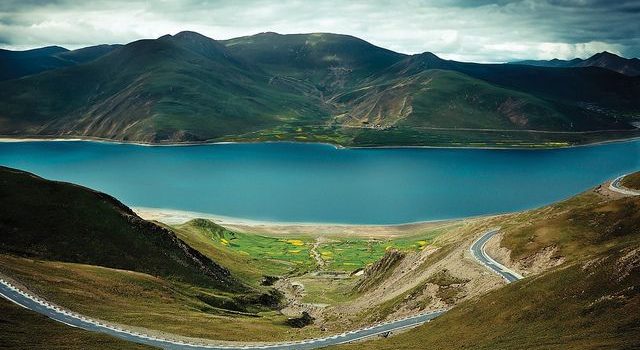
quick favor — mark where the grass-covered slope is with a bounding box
[333,184,640,350]
[172,219,315,284]
[385,52,640,117]
[0,166,240,290]
[0,298,155,350]
[622,172,640,190]
[499,192,640,265]
[1,31,639,146]
[0,254,296,342]
[336,244,640,350]
[0,46,72,81]
[0,166,303,341]
[222,32,405,90]
[0,45,120,81]
[334,68,620,132]
[0,31,329,142]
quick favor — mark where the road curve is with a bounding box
[470,229,523,283]
[0,277,445,350]
[0,228,525,348]
[609,174,640,196]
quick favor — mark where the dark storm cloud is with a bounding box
[0,0,638,61]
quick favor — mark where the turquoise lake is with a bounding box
[0,140,639,224]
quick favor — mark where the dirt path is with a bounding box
[310,238,326,269]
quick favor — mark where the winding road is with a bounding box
[470,228,523,283]
[0,276,444,349]
[609,174,640,196]
[0,228,517,349]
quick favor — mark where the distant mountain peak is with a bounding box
[256,31,281,36]
[509,50,639,76]
[407,52,443,66]
[160,30,234,61]
[577,51,640,76]
[37,45,69,53]
[173,30,212,41]
[590,51,619,59]
[417,52,441,60]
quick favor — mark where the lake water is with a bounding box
[1,140,639,224]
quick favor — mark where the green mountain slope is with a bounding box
[333,68,623,131]
[0,45,120,81]
[0,46,71,81]
[0,31,329,142]
[0,166,241,291]
[222,32,405,90]
[0,32,639,146]
[55,44,122,65]
[386,53,640,113]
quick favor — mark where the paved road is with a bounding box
[470,229,523,283]
[0,228,523,349]
[609,174,640,196]
[0,277,445,350]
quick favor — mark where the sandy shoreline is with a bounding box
[132,206,462,237]
[2,134,640,150]
[0,136,248,148]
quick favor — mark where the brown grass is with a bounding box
[0,298,155,350]
[0,255,324,342]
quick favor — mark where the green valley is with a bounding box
[0,166,458,344]
[1,168,639,349]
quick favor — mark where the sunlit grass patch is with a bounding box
[285,239,305,246]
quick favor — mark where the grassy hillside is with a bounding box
[172,219,316,284]
[1,31,638,147]
[332,183,640,350]
[55,44,122,64]
[499,192,640,265]
[170,217,463,329]
[0,45,119,81]
[2,166,638,347]
[622,172,640,190]
[0,32,329,142]
[0,166,240,291]
[334,243,640,350]
[0,166,318,341]
[223,32,405,90]
[386,52,640,114]
[334,68,618,131]
[172,218,445,286]
[0,298,155,350]
[0,46,72,81]
[0,255,304,342]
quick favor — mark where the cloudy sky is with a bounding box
[1,0,639,62]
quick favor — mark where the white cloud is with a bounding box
[0,0,638,61]
[536,41,624,59]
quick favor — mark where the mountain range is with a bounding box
[0,44,122,81]
[510,51,640,77]
[0,31,639,146]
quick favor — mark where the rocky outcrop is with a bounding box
[354,249,405,293]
